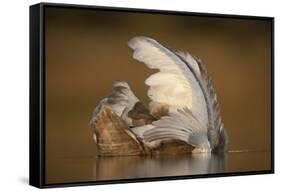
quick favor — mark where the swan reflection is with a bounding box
[93,153,227,180]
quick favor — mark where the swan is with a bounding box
[90,36,228,156]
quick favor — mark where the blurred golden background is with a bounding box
[44,7,272,183]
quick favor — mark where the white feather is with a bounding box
[131,124,164,148]
[144,108,210,149]
[131,124,155,139]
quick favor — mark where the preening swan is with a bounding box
[90,36,228,156]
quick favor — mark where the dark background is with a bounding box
[44,7,272,183]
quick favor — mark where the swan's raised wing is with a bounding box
[128,36,208,126]
[128,36,225,149]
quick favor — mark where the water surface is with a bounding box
[46,151,271,184]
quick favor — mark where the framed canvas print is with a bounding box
[29,2,274,188]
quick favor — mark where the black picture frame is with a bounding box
[29,2,274,188]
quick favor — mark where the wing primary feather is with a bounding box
[195,58,224,147]
[143,108,209,148]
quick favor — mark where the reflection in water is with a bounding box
[93,153,227,180]
[45,151,270,184]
